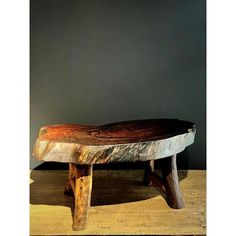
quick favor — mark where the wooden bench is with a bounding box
[32,119,196,230]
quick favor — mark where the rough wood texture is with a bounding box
[72,164,93,230]
[32,119,196,231]
[64,164,93,230]
[160,155,185,209]
[143,155,185,208]
[143,160,166,194]
[142,156,185,205]
[32,119,195,164]
[30,170,206,235]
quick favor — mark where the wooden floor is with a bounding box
[30,170,206,235]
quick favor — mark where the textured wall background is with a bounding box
[30,0,206,169]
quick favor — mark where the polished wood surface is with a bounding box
[37,119,195,145]
[32,119,196,231]
[33,119,196,164]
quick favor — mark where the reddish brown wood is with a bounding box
[37,119,195,145]
[143,156,184,206]
[33,119,195,164]
[160,155,185,209]
[143,171,166,194]
[33,119,196,230]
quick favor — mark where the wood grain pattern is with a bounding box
[143,156,184,206]
[30,170,206,235]
[36,119,194,145]
[32,119,195,164]
[32,119,196,231]
[64,164,93,230]
[72,164,93,230]
[160,155,185,208]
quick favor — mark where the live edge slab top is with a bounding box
[33,119,195,164]
[32,119,196,231]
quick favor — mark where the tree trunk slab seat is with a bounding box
[32,119,196,231]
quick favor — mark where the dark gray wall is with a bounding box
[30,0,206,169]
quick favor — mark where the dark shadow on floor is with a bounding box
[33,161,152,170]
[30,167,188,207]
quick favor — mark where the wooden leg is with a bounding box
[64,163,93,230]
[160,155,185,209]
[143,160,155,186]
[73,164,93,230]
[143,160,165,193]
[143,156,184,209]
[64,163,75,196]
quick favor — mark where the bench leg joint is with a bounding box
[143,156,185,209]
